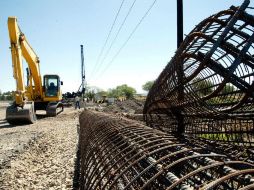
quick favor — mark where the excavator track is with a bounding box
[46,101,64,117]
[6,101,36,125]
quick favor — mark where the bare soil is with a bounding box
[103,99,144,114]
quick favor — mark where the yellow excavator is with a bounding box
[6,17,63,124]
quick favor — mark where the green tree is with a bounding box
[0,91,14,101]
[192,78,214,95]
[142,81,154,92]
[108,88,121,98]
[6,95,13,101]
[0,94,4,101]
[86,90,95,101]
[222,84,235,94]
[116,84,136,99]
[97,90,108,97]
[108,84,136,99]
[0,90,3,101]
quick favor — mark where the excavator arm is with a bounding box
[8,17,43,104]
[8,17,26,105]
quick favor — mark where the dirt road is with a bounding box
[0,103,80,190]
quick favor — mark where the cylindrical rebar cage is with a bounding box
[144,1,254,147]
[79,111,254,190]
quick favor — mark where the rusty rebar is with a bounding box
[79,111,254,189]
[144,0,254,148]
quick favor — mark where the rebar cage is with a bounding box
[144,0,254,147]
[79,111,254,189]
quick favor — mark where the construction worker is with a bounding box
[75,95,80,109]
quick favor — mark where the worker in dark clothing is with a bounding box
[47,82,57,96]
[75,95,80,109]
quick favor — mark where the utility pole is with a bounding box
[177,0,183,48]
[176,0,185,136]
[81,45,85,101]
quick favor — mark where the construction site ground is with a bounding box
[0,102,81,190]
[0,99,144,189]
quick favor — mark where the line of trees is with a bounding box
[63,80,156,102]
[0,90,14,101]
[84,84,137,100]
[84,81,156,100]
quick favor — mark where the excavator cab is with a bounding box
[44,75,61,97]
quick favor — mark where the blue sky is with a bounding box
[0,0,252,93]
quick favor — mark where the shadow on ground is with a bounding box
[72,134,81,189]
[0,113,49,129]
[0,119,15,129]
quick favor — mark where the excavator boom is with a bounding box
[7,17,26,105]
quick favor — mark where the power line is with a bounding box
[94,0,158,80]
[91,0,137,80]
[88,0,126,80]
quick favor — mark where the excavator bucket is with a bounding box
[6,101,37,125]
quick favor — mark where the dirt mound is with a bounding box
[103,99,144,114]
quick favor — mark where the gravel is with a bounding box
[0,104,81,190]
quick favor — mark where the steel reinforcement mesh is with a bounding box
[144,0,254,146]
[79,111,254,190]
